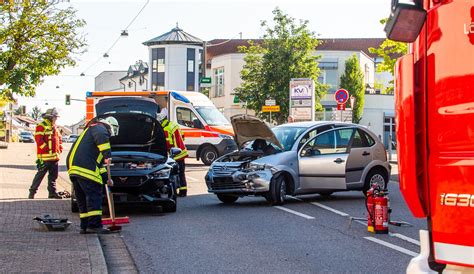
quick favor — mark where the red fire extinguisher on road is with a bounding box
[374,191,389,234]
[366,184,389,234]
[366,187,375,233]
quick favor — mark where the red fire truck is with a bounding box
[385,0,474,272]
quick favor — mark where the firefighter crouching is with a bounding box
[66,117,119,234]
[157,113,189,197]
[29,108,63,199]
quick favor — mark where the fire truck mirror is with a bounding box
[384,0,427,43]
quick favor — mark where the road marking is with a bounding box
[310,202,349,217]
[364,237,418,257]
[274,206,315,220]
[186,176,199,182]
[389,233,420,246]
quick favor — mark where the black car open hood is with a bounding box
[93,112,167,158]
[95,97,158,118]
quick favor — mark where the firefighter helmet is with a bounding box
[43,108,60,118]
[156,113,167,123]
[100,116,119,136]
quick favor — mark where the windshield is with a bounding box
[20,132,32,136]
[272,126,307,151]
[195,106,230,126]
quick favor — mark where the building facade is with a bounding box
[143,26,203,92]
[94,71,127,91]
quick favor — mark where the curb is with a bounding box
[87,235,109,274]
[57,175,109,273]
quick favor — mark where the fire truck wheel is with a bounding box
[363,169,388,194]
[216,194,239,204]
[270,175,287,205]
[201,146,218,166]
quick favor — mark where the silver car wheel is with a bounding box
[370,174,385,188]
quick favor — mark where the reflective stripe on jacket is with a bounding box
[161,119,188,161]
[35,119,62,161]
[66,123,112,184]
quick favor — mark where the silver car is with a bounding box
[205,115,391,205]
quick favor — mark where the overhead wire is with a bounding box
[81,0,150,75]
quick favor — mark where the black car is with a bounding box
[71,97,179,213]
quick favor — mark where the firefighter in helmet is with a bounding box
[156,113,189,197]
[66,116,119,234]
[29,108,63,199]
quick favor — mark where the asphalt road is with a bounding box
[120,159,427,273]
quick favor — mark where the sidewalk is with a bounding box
[0,143,107,273]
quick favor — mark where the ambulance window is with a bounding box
[176,107,204,129]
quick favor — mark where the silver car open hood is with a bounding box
[231,114,283,149]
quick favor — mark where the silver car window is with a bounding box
[300,128,355,157]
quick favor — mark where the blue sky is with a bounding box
[18,0,392,125]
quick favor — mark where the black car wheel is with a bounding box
[201,146,218,166]
[216,194,238,204]
[269,174,287,205]
[163,180,177,213]
[363,168,388,195]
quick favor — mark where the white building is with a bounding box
[119,60,148,91]
[143,25,203,92]
[94,71,127,91]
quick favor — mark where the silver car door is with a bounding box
[298,128,352,191]
[346,128,374,187]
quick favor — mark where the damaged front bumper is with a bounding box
[205,169,273,195]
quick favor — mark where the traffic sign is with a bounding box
[337,103,346,110]
[265,99,276,106]
[200,77,211,84]
[262,105,280,112]
[334,89,349,104]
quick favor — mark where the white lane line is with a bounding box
[389,233,420,246]
[186,176,199,182]
[310,202,349,217]
[364,237,418,257]
[274,206,315,220]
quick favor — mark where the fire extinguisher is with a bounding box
[374,190,389,234]
[366,187,375,233]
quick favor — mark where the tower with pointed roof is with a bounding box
[143,24,203,92]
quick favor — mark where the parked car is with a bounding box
[205,115,391,205]
[67,134,79,143]
[71,97,179,213]
[62,135,69,143]
[18,131,34,143]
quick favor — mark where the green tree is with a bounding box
[339,55,365,124]
[0,0,86,100]
[30,106,42,121]
[369,19,407,94]
[234,8,326,124]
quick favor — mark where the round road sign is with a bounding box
[334,89,349,104]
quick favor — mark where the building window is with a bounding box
[187,48,195,91]
[213,67,224,97]
[152,48,165,91]
[319,59,338,93]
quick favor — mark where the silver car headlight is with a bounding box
[248,163,266,171]
[218,134,233,140]
[152,168,171,179]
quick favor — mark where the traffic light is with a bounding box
[65,94,71,105]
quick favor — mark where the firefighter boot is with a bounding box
[28,191,35,199]
[178,188,187,197]
[48,192,62,199]
[87,227,111,234]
